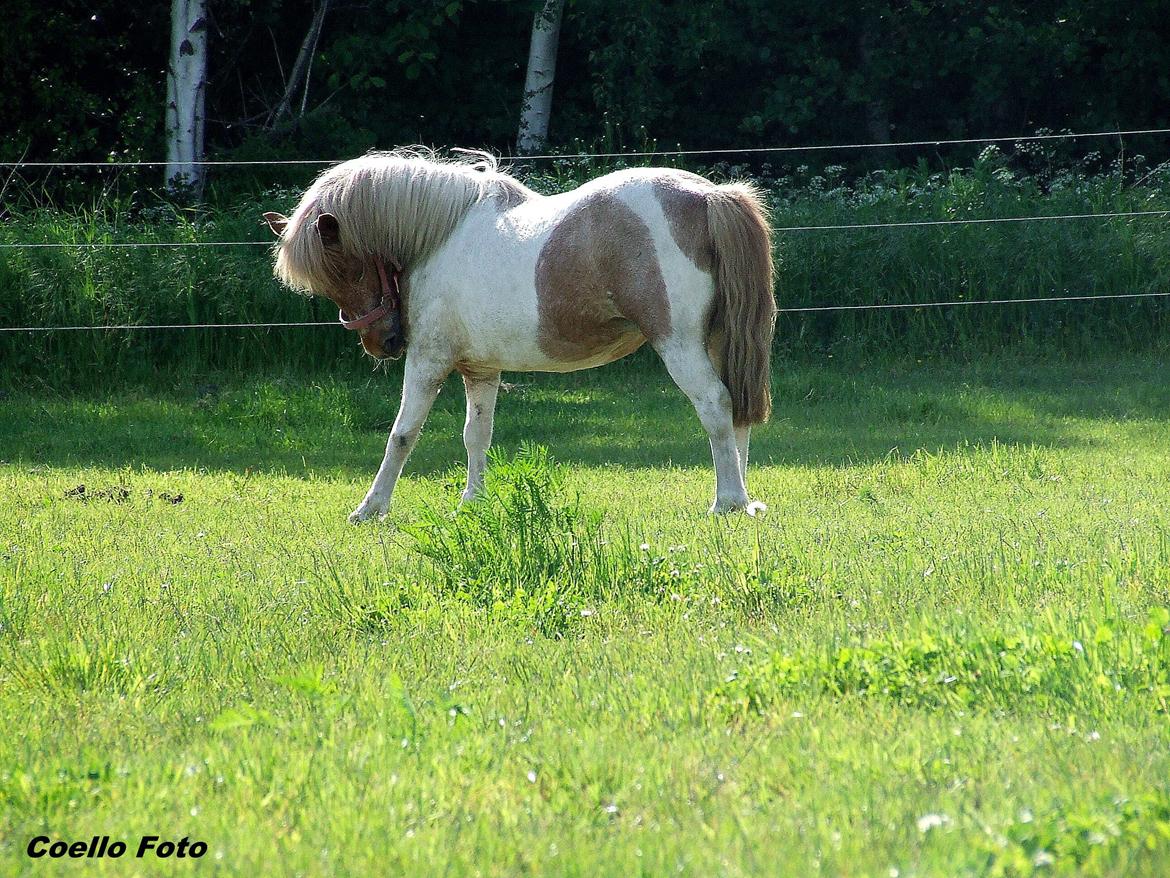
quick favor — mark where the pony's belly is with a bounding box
[462,324,646,374]
[533,328,647,372]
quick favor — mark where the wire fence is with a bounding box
[0,321,335,332]
[3,124,1169,334]
[0,240,272,250]
[3,125,1169,167]
[1,208,1167,249]
[3,292,1168,333]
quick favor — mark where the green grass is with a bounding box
[2,352,1170,876]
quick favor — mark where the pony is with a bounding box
[264,149,776,521]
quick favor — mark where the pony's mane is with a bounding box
[274,147,533,294]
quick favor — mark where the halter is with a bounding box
[338,254,402,332]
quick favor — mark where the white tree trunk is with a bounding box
[166,0,208,195]
[517,0,565,154]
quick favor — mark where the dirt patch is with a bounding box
[65,484,130,503]
[64,485,184,504]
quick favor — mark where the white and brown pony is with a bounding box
[264,150,776,521]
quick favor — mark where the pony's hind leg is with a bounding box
[461,371,501,502]
[710,326,752,483]
[656,339,763,514]
[735,425,750,482]
[349,353,449,523]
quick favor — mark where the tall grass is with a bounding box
[767,151,1170,355]
[3,156,1170,384]
[0,193,355,379]
[714,607,1170,716]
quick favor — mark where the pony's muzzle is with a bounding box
[362,311,405,360]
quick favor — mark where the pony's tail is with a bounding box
[707,182,777,427]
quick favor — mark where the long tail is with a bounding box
[707,182,777,426]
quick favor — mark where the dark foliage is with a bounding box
[4,1,1170,170]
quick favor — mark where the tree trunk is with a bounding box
[858,21,891,145]
[166,0,208,195]
[272,0,331,125]
[517,0,565,154]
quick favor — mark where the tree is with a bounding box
[271,0,332,125]
[165,0,208,194]
[517,0,566,154]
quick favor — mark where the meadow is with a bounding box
[2,351,1169,876]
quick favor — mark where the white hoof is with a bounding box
[348,504,384,524]
[710,497,767,515]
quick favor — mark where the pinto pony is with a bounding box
[264,150,776,521]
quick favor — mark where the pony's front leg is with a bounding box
[349,354,450,523]
[461,371,501,502]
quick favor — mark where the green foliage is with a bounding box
[714,608,1170,717]
[563,0,1170,157]
[4,636,165,699]
[0,2,167,164]
[768,157,1170,355]
[973,792,1170,877]
[0,195,352,377]
[402,444,600,634]
[6,0,1170,178]
[406,445,588,593]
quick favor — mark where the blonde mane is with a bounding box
[274,148,532,293]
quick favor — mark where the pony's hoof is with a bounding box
[710,498,768,515]
[348,506,381,524]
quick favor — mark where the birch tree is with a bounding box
[517,0,566,154]
[165,0,209,195]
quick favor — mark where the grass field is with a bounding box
[2,351,1169,876]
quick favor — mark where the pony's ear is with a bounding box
[315,212,341,247]
[262,211,288,237]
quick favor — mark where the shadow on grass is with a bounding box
[2,350,1168,478]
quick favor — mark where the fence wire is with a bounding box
[3,291,1168,333]
[0,209,1166,250]
[3,126,1168,168]
[3,125,1168,333]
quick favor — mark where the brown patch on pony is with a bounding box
[455,360,500,383]
[306,246,392,336]
[534,193,670,363]
[652,177,715,273]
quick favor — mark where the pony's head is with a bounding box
[265,149,530,360]
[265,208,405,359]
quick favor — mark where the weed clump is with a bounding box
[401,444,605,635]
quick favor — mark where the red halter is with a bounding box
[338,255,402,331]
